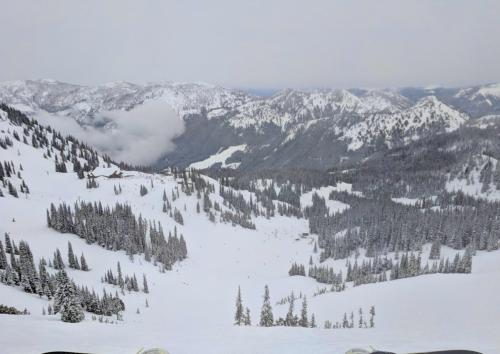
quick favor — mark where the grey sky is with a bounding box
[1,0,499,89]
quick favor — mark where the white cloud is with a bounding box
[36,100,184,165]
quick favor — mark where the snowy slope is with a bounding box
[1,110,500,354]
[341,96,469,150]
[300,186,350,213]
[189,144,247,169]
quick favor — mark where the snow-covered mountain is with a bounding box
[0,79,251,124]
[0,80,498,170]
[1,104,500,354]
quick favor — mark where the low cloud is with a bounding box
[36,100,184,165]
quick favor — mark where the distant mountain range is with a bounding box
[1,79,500,170]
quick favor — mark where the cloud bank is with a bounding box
[1,0,499,88]
[36,100,184,166]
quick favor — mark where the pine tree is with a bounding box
[54,270,84,323]
[342,312,349,328]
[142,274,149,294]
[369,306,375,328]
[244,307,251,326]
[4,233,12,254]
[67,242,78,269]
[299,296,309,327]
[53,248,65,269]
[259,285,274,327]
[80,253,89,271]
[234,286,244,325]
[310,313,316,328]
[174,208,184,225]
[0,240,7,269]
[429,238,441,260]
[358,308,364,328]
[285,291,296,326]
[8,181,18,198]
[117,262,124,289]
[461,245,473,273]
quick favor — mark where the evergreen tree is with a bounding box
[259,285,274,327]
[461,246,473,273]
[285,291,296,326]
[299,296,309,327]
[142,274,149,294]
[342,312,349,328]
[8,181,18,198]
[369,306,376,328]
[117,262,124,289]
[310,313,316,328]
[67,242,78,269]
[53,248,65,269]
[429,238,441,260]
[244,307,251,326]
[80,253,89,271]
[4,233,12,254]
[54,270,84,323]
[234,286,244,325]
[173,208,184,225]
[0,240,7,269]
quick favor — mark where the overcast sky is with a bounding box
[1,0,499,89]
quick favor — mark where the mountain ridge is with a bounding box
[1,79,500,170]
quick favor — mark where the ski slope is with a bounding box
[1,116,500,354]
